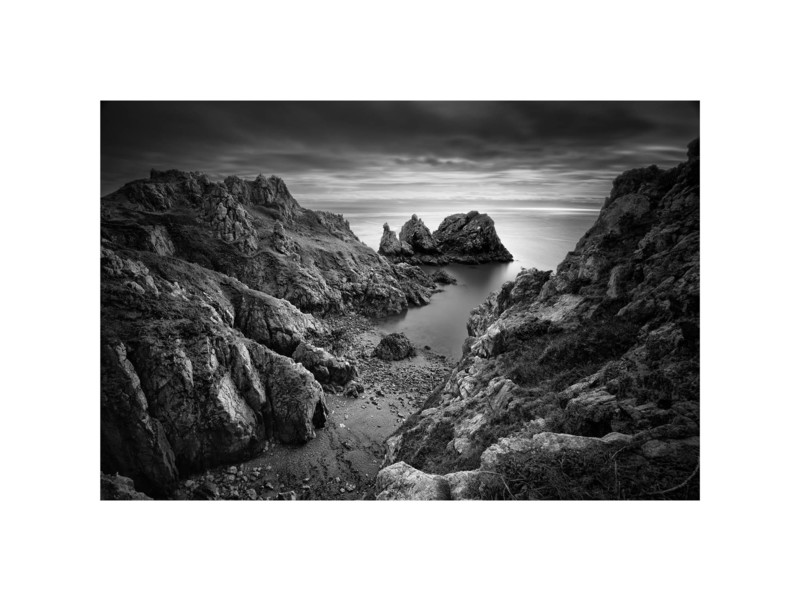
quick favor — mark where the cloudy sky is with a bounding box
[101,101,698,210]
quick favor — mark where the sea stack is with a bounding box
[379,211,513,265]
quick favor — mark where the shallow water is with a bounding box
[355,207,600,359]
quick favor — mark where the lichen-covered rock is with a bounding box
[374,332,416,361]
[376,462,451,500]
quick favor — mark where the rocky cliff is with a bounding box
[379,212,513,265]
[377,139,700,500]
[101,170,438,497]
[103,170,437,317]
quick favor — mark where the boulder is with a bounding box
[379,223,413,257]
[376,462,451,500]
[375,332,416,361]
[431,269,457,285]
[233,288,319,356]
[433,211,513,263]
[399,214,438,253]
[291,341,358,390]
[101,473,153,500]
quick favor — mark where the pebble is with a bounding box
[246,489,257,500]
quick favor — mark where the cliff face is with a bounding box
[379,211,513,265]
[378,140,700,500]
[102,171,437,317]
[101,170,439,497]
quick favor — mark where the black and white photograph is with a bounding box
[4,1,798,599]
[100,101,700,501]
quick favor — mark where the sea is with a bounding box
[305,203,600,359]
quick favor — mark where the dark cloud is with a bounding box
[101,101,699,204]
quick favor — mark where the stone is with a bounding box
[376,462,451,500]
[378,223,413,257]
[399,214,439,253]
[374,332,416,361]
[101,473,153,500]
[292,342,357,389]
[431,269,457,285]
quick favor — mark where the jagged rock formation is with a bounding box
[379,211,513,265]
[379,223,413,257]
[292,342,358,392]
[434,211,514,263]
[101,473,153,500]
[103,171,436,317]
[378,139,700,500]
[101,247,329,497]
[431,269,457,285]
[374,332,416,361]
[400,214,438,253]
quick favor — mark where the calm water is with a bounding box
[322,204,600,359]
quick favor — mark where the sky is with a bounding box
[101,101,699,210]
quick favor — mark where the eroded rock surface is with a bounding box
[378,140,700,500]
[103,171,436,318]
[380,211,513,265]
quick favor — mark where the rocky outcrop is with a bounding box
[431,269,457,285]
[434,211,513,263]
[223,173,301,221]
[379,223,413,258]
[400,214,438,254]
[392,263,437,305]
[376,462,450,500]
[379,139,700,500]
[101,473,153,500]
[103,170,436,318]
[233,288,320,356]
[292,341,358,391]
[101,246,328,496]
[379,211,513,265]
[374,332,416,361]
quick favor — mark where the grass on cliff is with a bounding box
[507,317,640,391]
[484,446,700,501]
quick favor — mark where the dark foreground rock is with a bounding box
[374,332,416,361]
[379,211,513,265]
[101,473,153,500]
[379,139,700,500]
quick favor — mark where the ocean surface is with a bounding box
[306,203,601,359]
